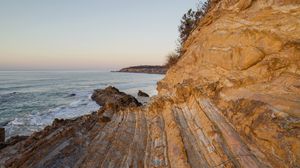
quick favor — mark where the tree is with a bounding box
[178,9,197,45]
[164,52,180,68]
[177,0,211,55]
[165,0,213,69]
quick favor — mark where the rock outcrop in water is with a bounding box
[138,90,150,97]
[0,0,299,167]
[91,86,142,108]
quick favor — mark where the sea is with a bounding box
[0,71,164,139]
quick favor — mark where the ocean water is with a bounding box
[0,71,164,138]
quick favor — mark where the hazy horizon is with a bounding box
[0,0,200,70]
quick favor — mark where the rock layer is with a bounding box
[0,128,4,144]
[0,0,299,168]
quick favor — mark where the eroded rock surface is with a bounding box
[0,0,299,168]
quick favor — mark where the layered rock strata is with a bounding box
[0,0,299,167]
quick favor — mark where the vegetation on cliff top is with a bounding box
[165,0,212,68]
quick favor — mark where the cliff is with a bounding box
[116,65,167,74]
[0,0,299,167]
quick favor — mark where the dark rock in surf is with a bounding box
[91,86,142,108]
[67,93,76,97]
[138,90,149,97]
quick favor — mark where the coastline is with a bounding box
[1,1,299,167]
[0,86,152,149]
[0,71,163,140]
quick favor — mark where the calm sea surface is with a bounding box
[0,71,164,138]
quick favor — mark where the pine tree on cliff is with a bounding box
[177,1,211,55]
[166,1,212,68]
[178,9,197,45]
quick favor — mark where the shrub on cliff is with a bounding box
[165,52,180,68]
[165,0,214,69]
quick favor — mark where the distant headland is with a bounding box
[113,65,167,74]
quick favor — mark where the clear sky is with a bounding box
[0,0,199,70]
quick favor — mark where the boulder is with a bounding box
[138,90,149,97]
[91,86,142,107]
[68,93,76,97]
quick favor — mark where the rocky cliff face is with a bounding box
[0,0,299,167]
[157,0,300,167]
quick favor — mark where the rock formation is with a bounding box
[0,0,299,167]
[138,90,150,97]
[92,86,142,108]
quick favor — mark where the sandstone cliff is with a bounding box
[0,0,299,167]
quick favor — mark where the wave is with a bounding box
[4,95,99,139]
[0,72,163,139]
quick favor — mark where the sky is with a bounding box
[0,0,199,70]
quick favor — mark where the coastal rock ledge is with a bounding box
[1,0,299,167]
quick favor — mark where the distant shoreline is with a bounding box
[113,65,167,74]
